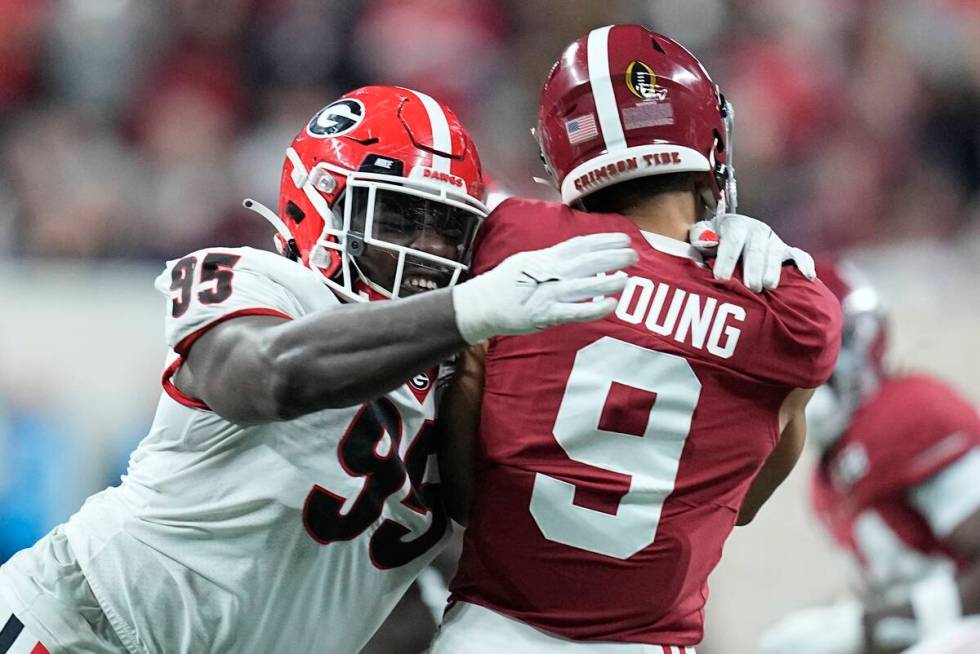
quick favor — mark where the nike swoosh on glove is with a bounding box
[452,232,638,345]
[689,213,815,292]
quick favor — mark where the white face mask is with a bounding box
[805,384,852,452]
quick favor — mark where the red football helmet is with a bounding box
[807,258,889,449]
[535,24,736,212]
[246,86,487,301]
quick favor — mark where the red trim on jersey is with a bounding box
[31,643,50,654]
[161,356,211,410]
[173,307,292,355]
[162,307,294,410]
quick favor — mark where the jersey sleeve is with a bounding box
[154,247,305,355]
[851,376,980,506]
[758,271,843,388]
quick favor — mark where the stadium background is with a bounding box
[0,1,978,652]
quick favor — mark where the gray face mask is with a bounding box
[805,332,884,453]
[805,384,854,452]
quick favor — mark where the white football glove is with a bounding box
[760,601,864,654]
[452,232,637,344]
[689,213,815,292]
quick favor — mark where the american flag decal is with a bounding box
[565,113,598,145]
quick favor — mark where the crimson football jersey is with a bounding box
[812,375,980,590]
[449,198,842,646]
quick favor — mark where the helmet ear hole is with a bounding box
[286,201,306,223]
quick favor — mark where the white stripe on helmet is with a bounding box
[407,89,452,173]
[587,25,626,152]
[286,147,333,220]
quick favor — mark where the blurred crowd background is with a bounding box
[2,0,980,260]
[1,1,979,652]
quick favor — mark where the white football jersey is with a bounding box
[59,247,451,653]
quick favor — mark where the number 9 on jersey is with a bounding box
[530,337,702,559]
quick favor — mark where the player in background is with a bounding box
[429,25,842,654]
[0,85,641,654]
[761,260,980,654]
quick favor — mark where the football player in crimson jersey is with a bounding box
[429,25,843,654]
[761,261,980,654]
[0,85,641,654]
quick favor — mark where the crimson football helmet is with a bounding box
[806,259,888,449]
[535,24,736,213]
[245,86,487,301]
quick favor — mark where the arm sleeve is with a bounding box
[909,448,980,538]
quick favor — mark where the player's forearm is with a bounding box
[438,413,476,526]
[960,556,980,616]
[265,288,466,417]
[737,407,808,526]
[737,461,792,526]
[189,233,635,423]
[438,345,486,525]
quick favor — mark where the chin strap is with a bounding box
[348,255,394,299]
[243,198,291,240]
[243,198,300,261]
[723,100,738,214]
[712,96,738,218]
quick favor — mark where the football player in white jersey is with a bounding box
[0,85,640,654]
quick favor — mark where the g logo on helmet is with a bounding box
[307,99,365,138]
[626,61,658,100]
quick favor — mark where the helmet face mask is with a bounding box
[250,86,487,302]
[337,181,484,298]
[806,259,889,452]
[535,25,736,214]
[805,383,854,452]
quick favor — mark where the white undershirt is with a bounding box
[909,447,980,538]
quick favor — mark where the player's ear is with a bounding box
[692,177,712,219]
